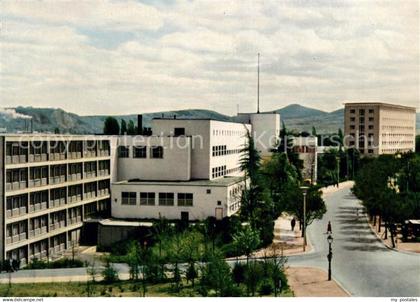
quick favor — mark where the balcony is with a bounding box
[50,153,66,161]
[84,191,96,200]
[98,150,110,157]
[6,207,27,218]
[68,216,82,225]
[98,170,109,177]
[50,198,66,208]
[28,178,48,188]
[6,155,27,165]
[69,152,82,159]
[29,202,47,213]
[49,175,66,185]
[7,181,27,191]
[84,150,97,158]
[7,232,26,244]
[28,154,48,163]
[68,195,82,203]
[98,188,109,197]
[68,173,82,182]
[83,172,97,179]
[29,226,47,238]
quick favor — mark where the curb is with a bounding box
[364,213,419,256]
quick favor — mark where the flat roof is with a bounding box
[343,102,416,111]
[114,176,245,187]
[98,218,153,227]
[152,117,248,125]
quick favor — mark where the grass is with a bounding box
[0,280,294,297]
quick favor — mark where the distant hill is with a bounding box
[0,104,418,135]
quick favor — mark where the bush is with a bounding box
[259,282,273,295]
[232,262,245,285]
[25,257,84,270]
[102,261,119,284]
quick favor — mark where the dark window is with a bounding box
[368,125,374,130]
[151,146,163,159]
[118,146,129,158]
[121,192,136,205]
[178,193,193,206]
[159,193,174,206]
[140,192,155,205]
[206,189,211,194]
[174,128,185,136]
[350,109,355,114]
[359,109,365,115]
[133,146,147,158]
[350,117,355,122]
[369,109,374,114]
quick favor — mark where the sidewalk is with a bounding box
[320,181,354,197]
[367,217,420,254]
[251,214,311,258]
[286,267,349,297]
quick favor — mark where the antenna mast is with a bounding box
[257,53,260,113]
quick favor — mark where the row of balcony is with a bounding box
[5,150,110,165]
[6,171,110,192]
[6,217,82,245]
[6,188,109,219]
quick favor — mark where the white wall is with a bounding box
[116,135,191,181]
[111,180,244,220]
[250,113,281,157]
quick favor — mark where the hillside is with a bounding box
[0,104,418,135]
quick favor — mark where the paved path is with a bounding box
[287,185,420,297]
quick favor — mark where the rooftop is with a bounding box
[343,102,416,111]
[114,176,245,187]
[152,117,249,125]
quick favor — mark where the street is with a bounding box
[288,185,420,297]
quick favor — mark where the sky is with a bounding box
[1,0,419,116]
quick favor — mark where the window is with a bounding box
[368,125,374,130]
[359,109,365,115]
[206,189,211,194]
[159,193,174,206]
[178,193,193,207]
[133,146,147,158]
[151,146,163,159]
[350,117,355,122]
[368,149,374,154]
[369,117,374,122]
[369,109,374,114]
[217,201,222,206]
[350,109,355,114]
[140,192,155,205]
[118,146,129,158]
[174,128,185,136]
[122,192,136,205]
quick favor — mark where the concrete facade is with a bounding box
[237,113,281,158]
[292,136,318,183]
[0,134,113,265]
[344,102,416,156]
[111,177,244,221]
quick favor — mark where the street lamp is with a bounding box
[300,186,309,251]
[327,234,333,281]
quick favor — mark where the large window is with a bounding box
[118,146,129,158]
[133,146,147,158]
[178,193,193,207]
[159,193,174,206]
[121,192,136,205]
[174,128,185,136]
[140,192,155,205]
[151,146,163,159]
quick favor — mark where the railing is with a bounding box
[28,178,47,188]
[83,172,97,179]
[68,195,82,203]
[68,173,82,181]
[98,150,110,157]
[98,170,109,176]
[9,181,27,191]
[69,152,82,159]
[28,154,48,163]
[50,153,66,161]
[50,175,66,184]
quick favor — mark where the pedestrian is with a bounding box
[327,221,332,234]
[291,218,296,231]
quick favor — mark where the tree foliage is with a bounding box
[103,117,120,135]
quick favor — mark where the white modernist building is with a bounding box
[111,118,251,221]
[236,112,281,157]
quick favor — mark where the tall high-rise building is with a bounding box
[344,102,416,156]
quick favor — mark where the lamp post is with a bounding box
[300,186,309,251]
[327,234,333,281]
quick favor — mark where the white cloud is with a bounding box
[0,0,418,115]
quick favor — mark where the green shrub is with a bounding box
[259,282,273,295]
[102,261,119,284]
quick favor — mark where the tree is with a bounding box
[311,126,317,137]
[232,226,261,266]
[127,120,136,135]
[416,135,420,154]
[102,260,119,284]
[120,119,127,135]
[200,249,234,296]
[103,117,120,135]
[54,127,60,134]
[126,241,141,280]
[284,184,326,237]
[186,262,198,287]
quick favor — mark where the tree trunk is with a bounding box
[390,225,395,248]
[373,215,376,226]
[384,222,388,240]
[378,215,381,233]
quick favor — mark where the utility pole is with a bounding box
[257,53,260,113]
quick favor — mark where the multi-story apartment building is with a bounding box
[0,135,113,266]
[344,102,416,156]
